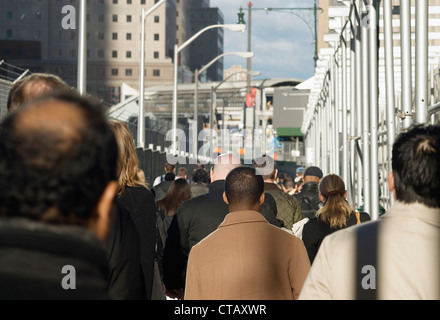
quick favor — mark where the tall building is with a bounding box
[188,0,224,81]
[0,0,225,105]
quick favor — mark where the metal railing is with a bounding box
[302,0,439,220]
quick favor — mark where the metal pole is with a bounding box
[138,8,146,149]
[247,2,253,96]
[401,0,413,129]
[77,0,87,94]
[194,69,199,158]
[415,0,428,124]
[350,19,357,206]
[383,0,396,207]
[335,49,341,176]
[342,29,349,187]
[138,0,166,149]
[361,1,371,215]
[172,44,179,154]
[330,58,337,173]
[355,0,363,208]
[368,0,379,220]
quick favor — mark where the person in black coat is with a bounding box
[0,91,119,299]
[108,121,160,300]
[302,174,371,264]
[162,154,281,299]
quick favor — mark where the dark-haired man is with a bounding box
[7,73,71,113]
[253,155,303,229]
[300,125,440,300]
[185,166,310,300]
[0,91,118,299]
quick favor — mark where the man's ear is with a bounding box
[319,193,326,203]
[90,181,118,241]
[258,192,265,206]
[223,192,229,205]
[388,171,396,200]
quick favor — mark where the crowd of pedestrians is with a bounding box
[1,73,440,300]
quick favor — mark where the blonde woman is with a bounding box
[107,120,159,299]
[302,174,370,264]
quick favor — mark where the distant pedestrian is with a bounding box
[152,172,176,201]
[153,163,176,187]
[185,166,310,300]
[301,174,370,264]
[253,155,303,229]
[108,120,158,300]
[300,125,440,299]
[190,168,210,197]
[294,166,324,219]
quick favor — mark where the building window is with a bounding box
[154,34,159,41]
[126,33,132,40]
[113,0,118,4]
[111,69,119,76]
[126,51,132,58]
[98,32,104,40]
[112,33,118,40]
[154,51,159,59]
[112,15,118,22]
[154,16,159,23]
[126,69,133,76]
[126,15,132,23]
[112,51,118,58]
[153,69,160,77]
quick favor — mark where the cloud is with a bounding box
[210,0,316,80]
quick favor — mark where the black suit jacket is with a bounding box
[106,186,157,300]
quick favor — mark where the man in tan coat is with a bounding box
[185,166,311,300]
[299,125,440,300]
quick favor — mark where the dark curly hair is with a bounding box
[0,90,118,225]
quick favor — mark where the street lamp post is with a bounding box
[138,0,166,149]
[77,0,87,95]
[171,23,246,155]
[193,51,254,158]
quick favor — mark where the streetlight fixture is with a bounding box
[171,23,246,154]
[138,0,166,149]
[193,51,254,157]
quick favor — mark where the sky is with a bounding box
[209,0,317,81]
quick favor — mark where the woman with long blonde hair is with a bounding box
[106,120,160,299]
[302,174,370,264]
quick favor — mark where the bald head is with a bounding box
[7,73,70,113]
[211,153,242,182]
